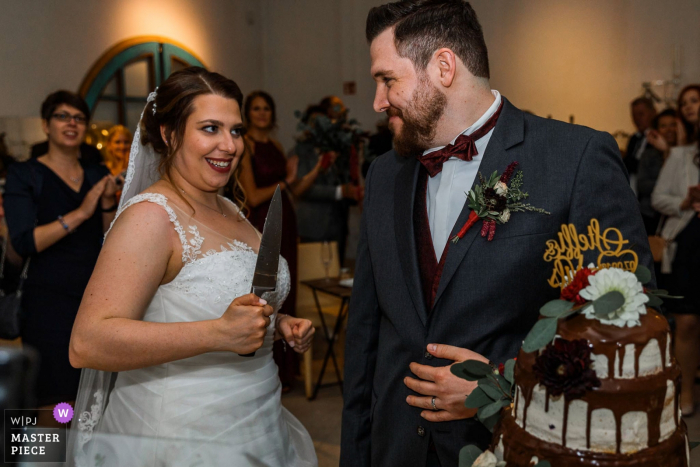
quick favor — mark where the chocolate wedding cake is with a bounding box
[492,308,688,466]
[461,220,690,467]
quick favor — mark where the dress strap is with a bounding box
[105,193,192,263]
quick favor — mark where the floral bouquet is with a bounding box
[294,109,365,184]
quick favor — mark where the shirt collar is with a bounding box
[422,89,501,157]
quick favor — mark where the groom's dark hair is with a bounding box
[366,0,489,79]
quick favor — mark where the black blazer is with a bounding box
[340,98,653,467]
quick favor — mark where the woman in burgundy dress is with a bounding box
[235,91,322,390]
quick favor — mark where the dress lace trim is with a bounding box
[106,193,255,264]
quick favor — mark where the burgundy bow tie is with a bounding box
[418,100,504,177]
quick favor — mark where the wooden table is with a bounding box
[300,278,352,400]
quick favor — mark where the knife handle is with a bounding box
[238,287,274,357]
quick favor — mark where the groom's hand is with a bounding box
[404,344,488,422]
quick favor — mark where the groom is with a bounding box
[340,1,653,466]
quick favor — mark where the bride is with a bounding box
[67,67,317,467]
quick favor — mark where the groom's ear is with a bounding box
[433,48,457,88]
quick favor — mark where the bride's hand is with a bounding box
[217,294,274,355]
[275,314,314,354]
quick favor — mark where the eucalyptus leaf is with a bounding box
[559,306,581,319]
[504,359,516,384]
[480,410,502,433]
[461,360,493,377]
[495,374,512,395]
[648,289,669,295]
[534,462,552,467]
[690,441,700,450]
[635,265,652,284]
[592,291,625,318]
[458,445,483,467]
[450,362,481,381]
[646,293,663,308]
[478,399,506,420]
[540,299,574,317]
[655,293,683,299]
[522,318,558,353]
[480,378,504,401]
[465,386,494,408]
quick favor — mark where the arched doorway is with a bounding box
[79,36,206,131]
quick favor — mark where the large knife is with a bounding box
[240,185,283,357]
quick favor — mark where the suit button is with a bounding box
[417,426,426,437]
[424,351,433,360]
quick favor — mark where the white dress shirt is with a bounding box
[422,89,501,260]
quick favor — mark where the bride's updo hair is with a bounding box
[141,66,246,208]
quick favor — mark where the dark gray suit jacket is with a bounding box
[340,98,653,467]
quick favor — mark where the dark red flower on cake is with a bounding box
[532,338,601,399]
[498,363,505,376]
[560,267,597,305]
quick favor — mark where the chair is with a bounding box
[296,241,341,399]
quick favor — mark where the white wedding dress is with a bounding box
[69,193,317,467]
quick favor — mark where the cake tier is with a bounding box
[511,309,681,454]
[493,407,689,467]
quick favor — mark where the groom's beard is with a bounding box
[388,78,447,158]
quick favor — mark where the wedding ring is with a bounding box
[431,396,438,411]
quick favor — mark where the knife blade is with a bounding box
[240,185,283,357]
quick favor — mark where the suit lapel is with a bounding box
[394,156,429,326]
[432,98,525,309]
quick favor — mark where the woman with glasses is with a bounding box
[4,91,118,423]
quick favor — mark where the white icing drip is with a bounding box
[620,411,648,454]
[564,399,588,450]
[617,343,636,379]
[515,385,524,428]
[523,384,565,445]
[589,408,617,453]
[591,353,608,379]
[660,380,676,442]
[638,338,663,377]
[666,333,672,367]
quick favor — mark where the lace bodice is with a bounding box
[106,192,291,311]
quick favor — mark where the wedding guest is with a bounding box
[652,117,700,416]
[320,95,348,122]
[624,97,657,193]
[104,125,132,177]
[677,85,700,146]
[295,104,361,267]
[4,91,118,423]
[638,108,677,234]
[236,90,321,391]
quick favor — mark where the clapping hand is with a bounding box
[404,344,489,422]
[275,314,315,353]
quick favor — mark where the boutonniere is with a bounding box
[451,161,550,243]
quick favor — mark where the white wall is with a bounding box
[0,0,262,156]
[259,0,386,151]
[260,0,700,150]
[472,0,700,135]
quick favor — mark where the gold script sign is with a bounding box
[543,219,638,289]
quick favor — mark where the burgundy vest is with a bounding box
[413,167,452,311]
